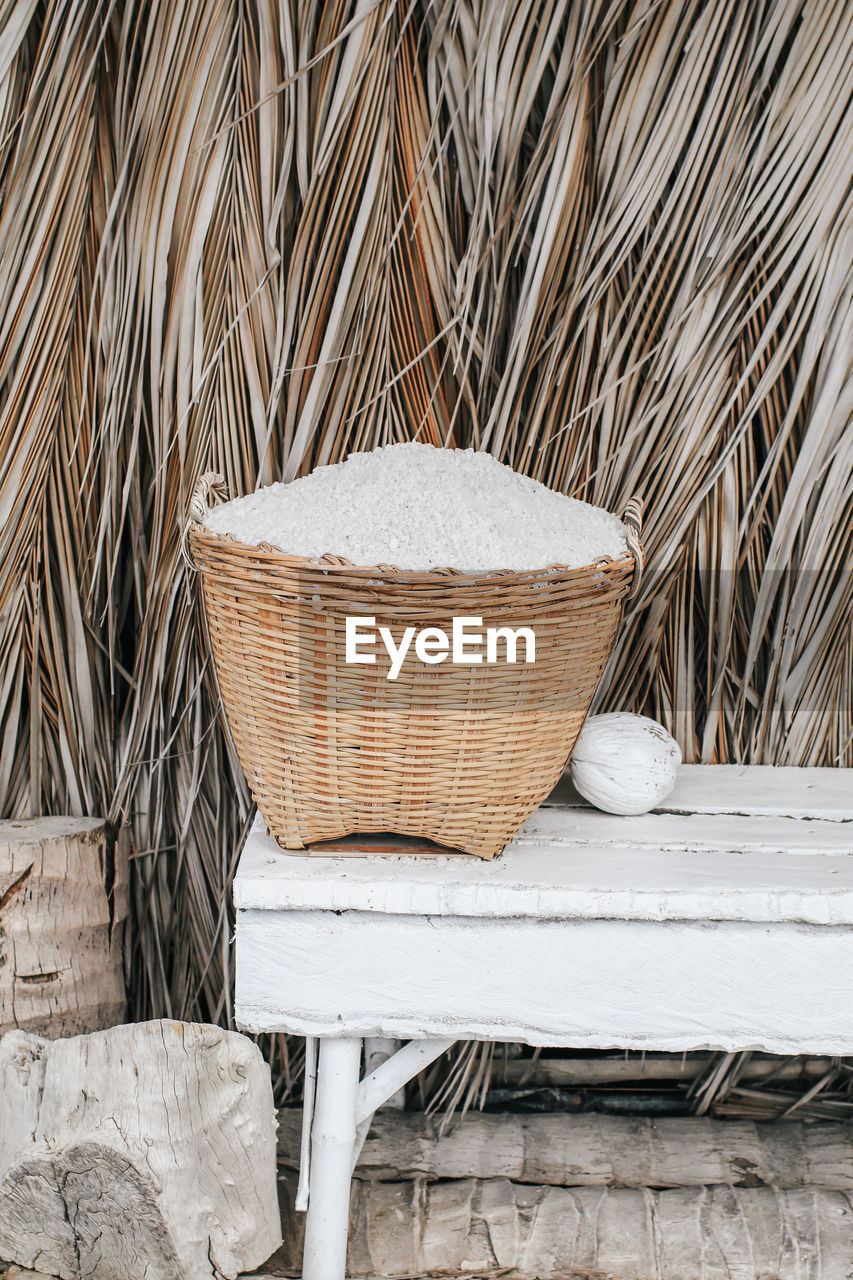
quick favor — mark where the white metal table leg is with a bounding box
[302,1037,362,1280]
[300,1036,454,1277]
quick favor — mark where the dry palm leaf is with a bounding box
[0,0,850,1110]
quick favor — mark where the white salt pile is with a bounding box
[203,443,628,572]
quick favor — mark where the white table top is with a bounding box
[235,765,853,927]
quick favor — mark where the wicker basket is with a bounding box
[188,476,643,859]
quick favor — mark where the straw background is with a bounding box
[0,0,851,1103]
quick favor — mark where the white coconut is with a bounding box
[570,712,682,815]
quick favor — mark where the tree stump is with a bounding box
[0,818,126,1037]
[0,1021,282,1279]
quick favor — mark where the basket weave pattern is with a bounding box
[189,501,640,859]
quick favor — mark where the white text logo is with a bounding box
[344,616,535,681]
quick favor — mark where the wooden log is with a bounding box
[492,1051,833,1087]
[279,1108,853,1189]
[270,1173,853,1278]
[325,1179,853,1278]
[0,1021,281,1279]
[3,1269,57,1279]
[0,818,127,1037]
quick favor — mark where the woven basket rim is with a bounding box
[187,521,637,585]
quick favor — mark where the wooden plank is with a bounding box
[237,763,853,922]
[236,908,853,1052]
[235,816,853,924]
[278,1110,853,1190]
[516,806,853,853]
[544,763,853,820]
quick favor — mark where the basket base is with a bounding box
[270,831,482,859]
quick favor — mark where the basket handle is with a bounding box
[622,496,644,599]
[188,471,228,522]
[182,472,229,572]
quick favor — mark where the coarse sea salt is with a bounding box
[203,443,629,572]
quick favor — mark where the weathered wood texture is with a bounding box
[236,806,853,924]
[271,1175,853,1278]
[545,763,853,820]
[279,1109,853,1190]
[238,908,853,1051]
[236,767,853,1050]
[493,1051,832,1086]
[353,1180,853,1278]
[3,1268,57,1279]
[0,1021,281,1280]
[0,818,126,1037]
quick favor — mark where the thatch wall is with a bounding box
[0,0,850,1082]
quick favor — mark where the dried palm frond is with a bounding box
[0,0,851,1112]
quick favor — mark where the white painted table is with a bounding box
[234,764,853,1279]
